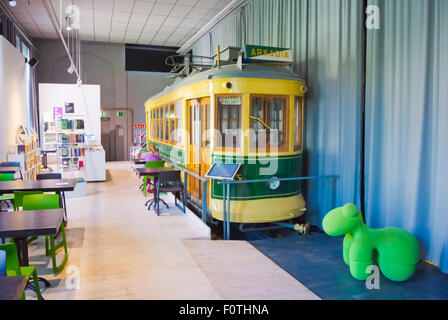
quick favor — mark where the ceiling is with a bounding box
[7,0,232,47]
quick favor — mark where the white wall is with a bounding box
[38,83,101,143]
[0,35,28,162]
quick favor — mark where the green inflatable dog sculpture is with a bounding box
[322,203,419,282]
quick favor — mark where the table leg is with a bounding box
[14,237,29,266]
[58,191,68,228]
[13,237,51,290]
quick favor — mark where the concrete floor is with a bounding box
[25,161,319,300]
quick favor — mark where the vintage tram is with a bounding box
[145,46,307,224]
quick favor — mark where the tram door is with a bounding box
[188,98,210,202]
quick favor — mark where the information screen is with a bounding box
[205,163,241,180]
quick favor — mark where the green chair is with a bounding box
[0,243,43,300]
[13,191,44,211]
[0,173,15,210]
[13,191,44,244]
[22,194,68,274]
[142,160,165,196]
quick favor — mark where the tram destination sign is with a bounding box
[219,96,241,105]
[244,45,293,63]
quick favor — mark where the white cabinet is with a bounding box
[84,148,106,182]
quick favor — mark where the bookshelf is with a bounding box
[6,126,42,180]
[42,118,86,170]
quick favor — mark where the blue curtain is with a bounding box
[365,0,448,273]
[190,0,363,227]
[188,0,448,273]
[304,0,363,226]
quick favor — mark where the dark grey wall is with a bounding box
[35,39,174,124]
[126,70,174,125]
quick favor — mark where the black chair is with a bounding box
[36,173,68,222]
[155,171,186,215]
[0,162,23,180]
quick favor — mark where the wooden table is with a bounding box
[133,159,147,165]
[0,209,64,289]
[0,179,76,194]
[0,209,64,266]
[0,179,76,223]
[0,166,21,175]
[0,276,26,300]
[136,167,179,211]
[136,167,177,177]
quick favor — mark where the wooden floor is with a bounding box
[25,162,319,300]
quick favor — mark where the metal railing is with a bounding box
[167,162,211,223]
[158,160,338,241]
[217,175,338,240]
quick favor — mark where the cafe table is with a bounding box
[0,276,27,300]
[136,167,179,211]
[0,209,64,288]
[0,166,21,175]
[0,179,77,223]
[133,159,147,165]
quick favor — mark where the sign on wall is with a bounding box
[65,102,75,114]
[244,45,293,63]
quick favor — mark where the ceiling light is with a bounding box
[67,63,75,74]
[66,16,73,31]
[8,1,17,7]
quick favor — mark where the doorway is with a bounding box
[187,97,210,202]
[100,108,133,161]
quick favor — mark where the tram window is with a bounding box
[294,96,303,151]
[250,95,287,149]
[156,120,159,139]
[165,120,169,140]
[160,119,163,139]
[169,104,175,142]
[205,104,210,148]
[176,101,182,145]
[193,105,200,146]
[216,96,241,148]
[170,120,176,142]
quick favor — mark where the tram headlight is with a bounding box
[300,85,308,94]
[268,176,280,190]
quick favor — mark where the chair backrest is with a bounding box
[146,160,165,168]
[22,194,60,211]
[0,244,21,276]
[0,162,20,167]
[13,191,44,211]
[0,173,14,181]
[158,170,181,184]
[0,250,6,276]
[37,173,62,180]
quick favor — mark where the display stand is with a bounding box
[42,117,86,171]
[38,83,105,186]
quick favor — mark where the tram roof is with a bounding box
[145,63,305,104]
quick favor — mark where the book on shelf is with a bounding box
[57,119,85,130]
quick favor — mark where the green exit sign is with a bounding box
[117,112,126,117]
[100,112,104,117]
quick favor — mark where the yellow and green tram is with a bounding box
[145,61,307,224]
